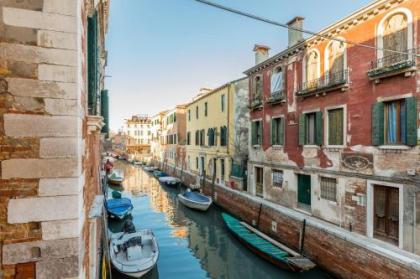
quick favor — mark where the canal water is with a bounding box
[108,161,331,279]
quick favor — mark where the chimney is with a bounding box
[287,16,304,47]
[253,44,270,65]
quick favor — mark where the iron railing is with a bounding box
[370,48,416,70]
[298,69,349,95]
[250,96,263,108]
[267,90,286,103]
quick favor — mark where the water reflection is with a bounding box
[109,161,330,279]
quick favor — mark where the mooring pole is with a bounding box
[299,219,307,255]
[256,203,263,228]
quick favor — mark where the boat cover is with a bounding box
[183,191,211,203]
[106,198,133,215]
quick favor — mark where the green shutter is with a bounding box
[270,119,275,145]
[372,102,385,146]
[258,121,263,145]
[100,90,109,137]
[252,122,257,145]
[405,96,417,146]
[315,111,323,145]
[299,114,305,145]
[279,118,285,145]
[87,13,98,115]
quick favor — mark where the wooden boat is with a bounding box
[178,190,212,211]
[110,225,159,278]
[221,213,316,272]
[108,171,124,185]
[158,176,181,186]
[106,198,133,220]
[143,166,157,172]
[152,170,167,178]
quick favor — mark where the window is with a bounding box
[271,67,284,95]
[220,159,225,181]
[196,106,199,119]
[220,126,227,146]
[87,13,98,115]
[187,132,191,145]
[372,97,417,146]
[327,108,344,146]
[381,12,409,67]
[253,75,263,99]
[200,129,205,146]
[320,177,337,202]
[299,112,322,146]
[204,102,208,117]
[196,157,199,169]
[174,134,177,144]
[251,121,263,145]
[221,94,225,112]
[208,128,215,146]
[195,130,199,145]
[326,40,346,84]
[271,117,284,146]
[188,109,191,121]
[304,50,320,88]
[373,185,399,245]
[255,167,263,197]
[272,170,283,188]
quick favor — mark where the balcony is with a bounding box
[250,96,263,110]
[297,69,349,97]
[266,90,286,105]
[368,49,416,80]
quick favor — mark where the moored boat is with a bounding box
[108,171,124,185]
[110,221,159,278]
[178,190,212,211]
[143,166,157,172]
[159,176,181,186]
[106,198,133,220]
[221,213,316,272]
[153,170,167,177]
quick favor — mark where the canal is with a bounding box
[108,161,331,279]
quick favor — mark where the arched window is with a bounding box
[304,50,320,89]
[271,67,284,95]
[325,40,346,84]
[253,75,263,99]
[378,8,413,67]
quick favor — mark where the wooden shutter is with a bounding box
[405,97,417,146]
[87,13,98,115]
[251,122,256,145]
[270,119,275,145]
[279,118,285,145]
[299,114,305,145]
[258,121,263,145]
[315,111,323,145]
[372,102,385,146]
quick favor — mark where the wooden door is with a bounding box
[374,185,399,245]
[255,167,263,197]
[298,174,311,206]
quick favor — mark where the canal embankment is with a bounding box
[157,164,420,279]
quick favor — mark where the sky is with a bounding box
[105,0,373,131]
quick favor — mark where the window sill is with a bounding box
[272,145,284,149]
[378,145,410,150]
[303,145,320,149]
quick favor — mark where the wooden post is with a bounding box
[299,219,307,255]
[211,160,217,199]
[256,203,263,228]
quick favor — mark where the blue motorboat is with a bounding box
[106,198,134,220]
[153,170,168,178]
[178,190,212,211]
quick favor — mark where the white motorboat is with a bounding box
[110,228,159,278]
[108,171,124,185]
[178,190,212,211]
[143,166,157,172]
[158,176,181,186]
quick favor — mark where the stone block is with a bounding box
[36,256,79,279]
[41,219,79,240]
[0,43,77,66]
[1,0,43,11]
[2,7,76,33]
[2,238,79,264]
[7,196,79,223]
[43,0,77,16]
[7,78,77,99]
[1,158,80,179]
[37,30,77,50]
[38,177,81,196]
[38,64,76,82]
[1,25,37,45]
[4,114,78,137]
[13,96,45,112]
[44,98,78,116]
[40,137,79,158]
[7,61,37,78]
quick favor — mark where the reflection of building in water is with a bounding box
[122,164,148,197]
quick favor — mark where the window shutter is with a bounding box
[405,96,417,146]
[298,114,305,145]
[372,102,385,146]
[251,122,257,145]
[279,118,285,145]
[258,121,263,144]
[315,111,323,145]
[270,119,275,145]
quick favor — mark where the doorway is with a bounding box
[255,167,263,197]
[297,174,311,209]
[373,185,399,245]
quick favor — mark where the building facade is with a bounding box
[161,105,187,171]
[0,0,110,278]
[185,79,249,187]
[150,110,167,165]
[122,115,152,159]
[244,0,420,272]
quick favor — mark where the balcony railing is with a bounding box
[267,90,286,104]
[297,69,349,96]
[250,96,263,109]
[368,49,416,78]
